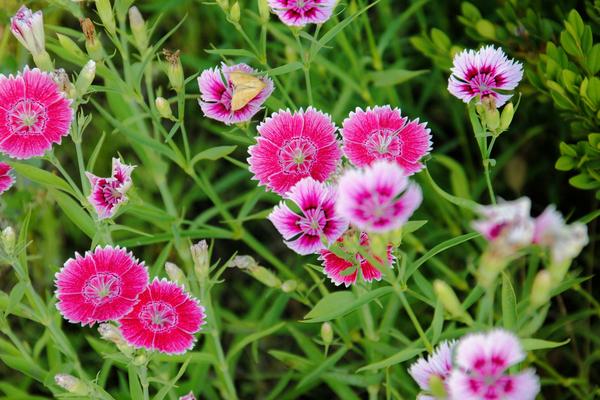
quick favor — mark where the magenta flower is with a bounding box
[533,205,588,264]
[0,67,73,159]
[342,106,432,174]
[269,177,348,255]
[10,6,45,56]
[198,63,274,125]
[55,246,149,326]
[447,329,540,400]
[179,393,196,400]
[448,46,523,107]
[319,232,394,286]
[408,341,456,399]
[119,278,206,354]
[0,163,15,194]
[336,160,422,233]
[86,158,136,220]
[268,0,337,26]
[248,107,342,195]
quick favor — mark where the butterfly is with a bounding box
[229,71,267,112]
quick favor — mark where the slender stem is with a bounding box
[484,161,496,205]
[74,140,89,193]
[138,364,150,400]
[46,153,85,201]
[397,290,433,353]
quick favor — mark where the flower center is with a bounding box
[278,137,317,175]
[298,208,326,236]
[8,99,48,136]
[366,129,402,159]
[139,301,178,332]
[82,272,122,306]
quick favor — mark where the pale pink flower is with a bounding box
[55,246,149,326]
[248,107,342,195]
[119,278,206,354]
[409,341,456,398]
[10,6,45,56]
[179,393,196,400]
[0,67,73,159]
[342,106,432,174]
[533,205,588,264]
[472,197,534,254]
[319,232,394,286]
[268,0,337,26]
[447,329,540,400]
[86,158,136,220]
[198,63,274,125]
[448,46,523,107]
[336,160,422,233]
[0,162,15,194]
[269,177,348,255]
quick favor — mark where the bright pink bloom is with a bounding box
[86,158,136,220]
[0,67,73,159]
[409,341,456,399]
[319,232,394,286]
[198,63,274,125]
[336,160,422,233]
[10,6,45,56]
[268,0,337,26]
[119,278,206,354]
[248,107,342,195]
[447,329,540,400]
[0,162,15,194]
[533,205,588,264]
[269,177,348,255]
[448,46,523,107]
[55,246,149,326]
[342,106,432,174]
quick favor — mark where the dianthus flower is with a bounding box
[86,158,135,220]
[342,106,432,174]
[336,160,422,233]
[533,205,588,265]
[0,163,15,194]
[269,177,348,255]
[55,246,149,326]
[198,63,273,125]
[268,0,337,26]
[409,341,456,400]
[248,107,342,195]
[119,278,206,354]
[447,329,540,400]
[448,46,523,107]
[0,67,72,159]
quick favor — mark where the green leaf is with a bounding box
[555,156,576,171]
[368,69,428,87]
[266,62,304,76]
[191,145,237,165]
[356,346,425,372]
[128,364,144,400]
[569,173,600,190]
[50,190,96,239]
[303,287,393,323]
[501,273,517,331]
[521,338,570,351]
[10,162,74,195]
[297,347,348,389]
[226,322,286,362]
[205,48,256,59]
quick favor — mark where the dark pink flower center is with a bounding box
[278,137,317,175]
[462,65,507,96]
[82,272,122,306]
[7,99,48,136]
[298,207,326,236]
[366,129,402,159]
[139,300,178,332]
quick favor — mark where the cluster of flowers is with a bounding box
[55,246,206,354]
[408,329,540,400]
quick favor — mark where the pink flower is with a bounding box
[248,107,342,195]
[342,106,432,174]
[408,341,456,398]
[0,67,73,159]
[10,6,45,56]
[119,278,206,354]
[472,197,534,254]
[336,160,422,233]
[86,158,136,220]
[269,177,348,255]
[179,393,196,400]
[319,232,394,286]
[0,162,15,194]
[268,0,337,26]
[447,329,540,400]
[198,63,274,125]
[55,246,149,326]
[533,205,588,264]
[448,46,523,107]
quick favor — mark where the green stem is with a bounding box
[397,290,433,353]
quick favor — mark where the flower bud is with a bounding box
[54,374,89,395]
[249,265,281,288]
[433,280,472,323]
[133,353,147,366]
[191,240,210,282]
[281,279,297,293]
[80,18,104,61]
[429,375,447,398]
[216,0,229,11]
[75,60,96,96]
[163,49,184,92]
[481,96,499,131]
[95,0,116,36]
[258,0,270,23]
[320,322,333,346]
[229,2,241,23]
[165,262,186,285]
[129,6,148,53]
[98,323,124,344]
[476,249,509,288]
[155,97,174,120]
[10,6,46,56]
[1,227,16,256]
[499,102,515,131]
[228,255,256,269]
[530,270,552,308]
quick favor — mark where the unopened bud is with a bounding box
[229,2,241,23]
[191,240,210,281]
[530,270,552,308]
[1,227,16,255]
[98,323,124,344]
[248,265,281,288]
[54,374,89,395]
[163,49,184,92]
[216,0,229,11]
[165,262,186,285]
[499,102,515,131]
[258,0,270,23]
[129,6,148,53]
[229,255,256,270]
[281,279,297,293]
[477,250,509,288]
[433,280,472,323]
[133,353,147,366]
[155,97,174,120]
[75,60,96,96]
[321,322,333,346]
[95,0,116,36]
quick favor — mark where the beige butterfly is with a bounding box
[229,71,267,112]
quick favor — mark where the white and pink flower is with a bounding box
[0,163,15,194]
[409,341,456,399]
[10,6,45,56]
[268,0,337,26]
[533,205,588,265]
[86,158,135,220]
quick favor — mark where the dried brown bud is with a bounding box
[80,18,96,44]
